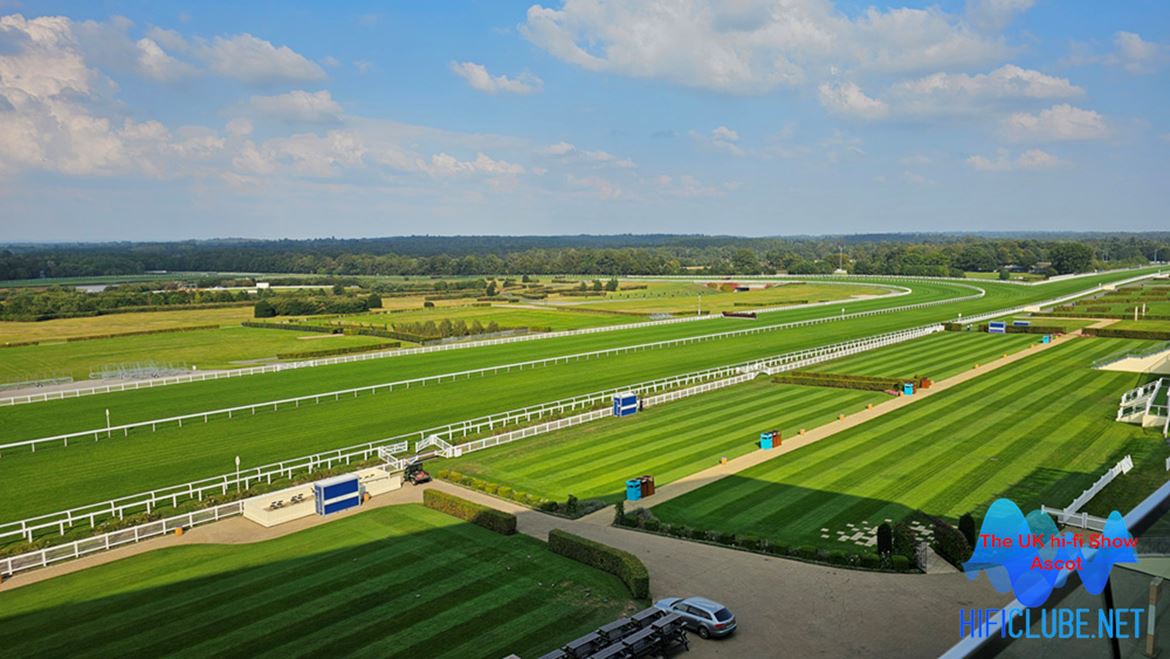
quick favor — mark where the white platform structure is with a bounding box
[1116,378,1169,437]
[242,467,402,527]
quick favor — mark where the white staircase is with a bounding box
[1116,378,1169,436]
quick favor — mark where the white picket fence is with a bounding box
[0,282,912,407]
[0,501,243,577]
[1038,454,1134,532]
[0,288,981,455]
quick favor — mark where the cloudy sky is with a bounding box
[0,1,1167,240]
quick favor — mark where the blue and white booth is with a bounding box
[988,321,1007,334]
[314,474,361,516]
[613,392,638,417]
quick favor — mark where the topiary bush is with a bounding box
[548,529,649,599]
[793,545,817,560]
[959,513,978,549]
[890,555,912,571]
[860,553,882,569]
[422,489,516,535]
[877,522,893,555]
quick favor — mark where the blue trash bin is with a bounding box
[902,382,914,396]
[1042,335,1051,344]
[626,479,642,501]
[760,431,774,450]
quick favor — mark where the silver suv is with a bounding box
[654,596,737,639]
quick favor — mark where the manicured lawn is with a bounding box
[443,379,884,503]
[1110,320,1170,332]
[651,338,1168,552]
[321,304,633,331]
[0,306,255,343]
[0,505,635,659]
[0,327,395,382]
[816,331,1039,380]
[566,282,893,314]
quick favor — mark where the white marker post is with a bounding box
[105,408,111,439]
[235,455,241,493]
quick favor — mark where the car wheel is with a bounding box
[698,626,711,640]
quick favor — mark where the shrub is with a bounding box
[436,469,450,480]
[772,371,901,392]
[497,486,513,499]
[892,522,917,560]
[422,489,516,535]
[793,545,818,560]
[890,555,912,571]
[423,301,435,308]
[566,494,579,515]
[613,500,625,525]
[444,471,462,483]
[483,484,498,495]
[666,524,688,537]
[876,523,893,555]
[959,513,978,548]
[735,535,761,551]
[253,300,276,318]
[689,528,710,541]
[860,553,883,569]
[825,549,848,565]
[538,500,559,513]
[716,531,737,546]
[768,542,790,556]
[931,518,972,569]
[644,519,662,533]
[470,479,486,491]
[548,529,650,599]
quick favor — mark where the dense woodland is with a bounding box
[1,234,1166,282]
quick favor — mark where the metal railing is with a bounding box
[1,289,981,454]
[0,501,243,577]
[0,282,913,407]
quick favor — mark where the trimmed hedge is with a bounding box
[422,489,517,535]
[62,324,220,342]
[548,528,650,599]
[977,324,1066,335]
[1083,327,1170,340]
[242,321,335,333]
[772,371,901,392]
[274,342,401,360]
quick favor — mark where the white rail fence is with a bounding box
[1039,454,1134,532]
[0,281,912,407]
[0,323,942,545]
[1,290,981,455]
[0,501,243,577]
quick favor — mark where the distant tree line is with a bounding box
[2,234,1166,281]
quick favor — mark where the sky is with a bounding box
[0,0,1167,241]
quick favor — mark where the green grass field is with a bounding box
[564,282,892,314]
[442,379,884,503]
[0,271,1160,527]
[0,306,256,343]
[0,327,396,382]
[650,337,1168,552]
[1110,319,1170,332]
[815,331,1039,380]
[0,505,634,659]
[321,304,634,331]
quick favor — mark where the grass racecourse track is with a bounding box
[650,337,1168,550]
[0,505,634,659]
[0,327,395,382]
[0,271,1159,524]
[442,379,885,503]
[325,304,638,331]
[560,281,892,314]
[815,331,1040,380]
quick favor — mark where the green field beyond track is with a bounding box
[0,505,634,659]
[816,331,1039,380]
[651,337,1167,551]
[443,379,884,503]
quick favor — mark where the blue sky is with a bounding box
[0,1,1166,240]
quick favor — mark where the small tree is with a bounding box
[613,499,625,525]
[592,279,603,291]
[959,513,978,548]
[521,274,531,283]
[998,268,1011,281]
[331,284,345,295]
[253,300,276,318]
[365,294,382,309]
[423,300,435,308]
[606,276,619,291]
[486,281,498,296]
[566,494,579,514]
[877,522,893,555]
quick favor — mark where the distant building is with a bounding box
[256,282,271,289]
[832,268,848,275]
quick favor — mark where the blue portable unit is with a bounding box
[1042,334,1051,344]
[988,321,1007,334]
[760,431,774,450]
[1012,320,1031,327]
[626,479,642,501]
[902,382,915,396]
[613,392,638,417]
[313,474,361,516]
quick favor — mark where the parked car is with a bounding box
[653,596,737,639]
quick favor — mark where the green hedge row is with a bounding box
[422,488,517,535]
[616,512,916,572]
[1083,327,1170,340]
[0,339,41,349]
[436,470,606,517]
[772,371,902,392]
[241,321,335,333]
[275,342,401,360]
[548,529,650,598]
[976,324,1065,335]
[63,324,220,343]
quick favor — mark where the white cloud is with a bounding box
[195,33,326,84]
[712,126,739,142]
[1113,31,1163,74]
[541,141,635,167]
[965,0,1035,32]
[250,90,343,123]
[235,131,365,178]
[450,61,542,94]
[1004,104,1108,141]
[567,174,622,199]
[134,37,196,81]
[888,64,1081,115]
[522,0,1012,94]
[691,126,747,156]
[226,117,253,137]
[818,81,888,119]
[543,141,576,155]
[967,147,1066,171]
[419,152,525,177]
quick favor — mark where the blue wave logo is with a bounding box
[963,499,1138,607]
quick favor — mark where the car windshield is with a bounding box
[714,607,734,622]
